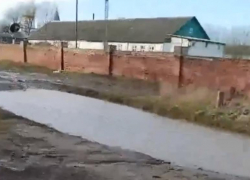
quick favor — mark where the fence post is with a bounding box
[23,40,27,63]
[61,42,64,71]
[108,45,115,76]
[216,91,225,108]
[178,55,184,88]
[229,87,236,101]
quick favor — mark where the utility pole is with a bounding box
[75,0,79,48]
[104,0,109,51]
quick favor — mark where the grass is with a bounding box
[0,60,53,74]
[1,60,250,136]
[56,84,250,136]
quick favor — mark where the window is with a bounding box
[62,42,68,48]
[218,45,220,50]
[132,45,137,51]
[140,45,145,51]
[192,42,196,46]
[117,44,122,50]
[205,42,208,47]
[189,28,194,34]
[149,46,155,51]
[164,37,171,43]
[148,45,155,51]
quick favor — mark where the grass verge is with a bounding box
[0,60,53,74]
[56,84,250,136]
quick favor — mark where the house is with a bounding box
[164,34,225,58]
[0,32,27,44]
[28,16,225,57]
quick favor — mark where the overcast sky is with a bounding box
[1,0,250,28]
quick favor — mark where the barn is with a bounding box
[29,16,225,58]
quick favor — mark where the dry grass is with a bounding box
[0,60,52,74]
[88,87,250,136]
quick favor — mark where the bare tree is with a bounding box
[36,2,58,27]
[0,1,57,35]
[22,6,36,35]
[1,2,36,35]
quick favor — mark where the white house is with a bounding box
[163,34,225,58]
[28,16,225,58]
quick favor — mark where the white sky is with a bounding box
[0,0,67,20]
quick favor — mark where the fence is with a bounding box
[1,43,250,95]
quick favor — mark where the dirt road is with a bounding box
[0,71,248,179]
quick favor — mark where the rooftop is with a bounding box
[167,34,226,45]
[29,17,194,43]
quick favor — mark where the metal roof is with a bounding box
[167,34,226,45]
[29,17,194,43]
[0,31,27,39]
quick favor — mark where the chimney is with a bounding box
[93,13,95,20]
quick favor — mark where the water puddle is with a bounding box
[0,89,249,177]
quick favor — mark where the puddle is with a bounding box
[0,89,249,177]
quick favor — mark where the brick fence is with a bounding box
[1,44,250,95]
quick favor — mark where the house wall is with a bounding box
[30,39,224,58]
[29,40,62,47]
[30,40,163,52]
[126,43,163,52]
[163,43,174,52]
[187,41,225,58]
[163,38,190,52]
[163,37,224,58]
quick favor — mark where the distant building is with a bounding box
[53,8,60,21]
[29,16,225,58]
[164,34,225,58]
[0,32,27,44]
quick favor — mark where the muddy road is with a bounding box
[0,71,248,179]
[0,109,247,180]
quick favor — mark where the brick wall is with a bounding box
[113,53,179,85]
[27,46,61,69]
[1,44,250,94]
[64,49,109,75]
[0,44,23,62]
[182,57,250,93]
